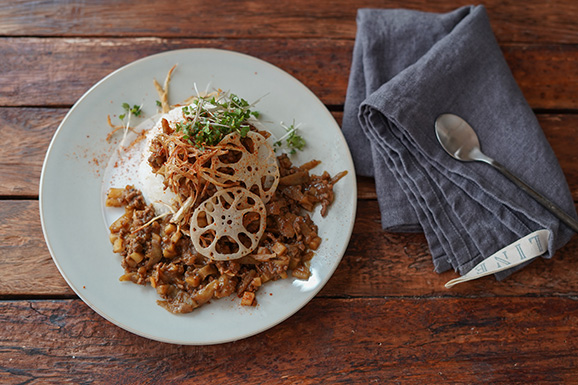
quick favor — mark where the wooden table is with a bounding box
[2,1,577,383]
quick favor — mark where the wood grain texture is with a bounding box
[1,297,577,384]
[1,1,577,382]
[0,37,351,107]
[1,38,578,109]
[2,106,576,199]
[2,199,576,298]
[0,200,74,297]
[0,108,66,196]
[1,0,577,43]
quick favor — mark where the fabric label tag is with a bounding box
[445,229,550,288]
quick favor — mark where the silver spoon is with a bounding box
[435,113,578,233]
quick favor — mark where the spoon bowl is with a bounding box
[435,113,493,165]
[434,113,578,233]
[435,113,480,161]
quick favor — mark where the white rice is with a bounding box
[137,107,188,214]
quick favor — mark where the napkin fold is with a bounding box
[342,5,577,278]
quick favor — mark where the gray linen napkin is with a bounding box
[342,5,577,277]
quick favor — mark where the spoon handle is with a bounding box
[490,160,578,233]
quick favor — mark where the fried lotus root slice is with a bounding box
[190,187,266,261]
[204,131,280,203]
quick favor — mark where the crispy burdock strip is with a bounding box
[154,64,177,113]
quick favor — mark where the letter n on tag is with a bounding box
[445,230,550,288]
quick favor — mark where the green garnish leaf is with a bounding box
[178,92,260,148]
[119,102,142,121]
[275,121,306,154]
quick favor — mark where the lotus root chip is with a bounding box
[190,187,266,260]
[203,131,279,203]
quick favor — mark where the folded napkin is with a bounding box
[342,5,577,278]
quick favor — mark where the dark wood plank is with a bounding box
[2,106,576,199]
[0,37,351,107]
[1,1,576,381]
[1,0,577,43]
[2,199,577,298]
[541,114,578,201]
[1,38,578,109]
[508,44,578,110]
[0,200,74,297]
[0,108,66,197]
[1,297,577,383]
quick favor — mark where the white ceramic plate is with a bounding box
[40,49,356,345]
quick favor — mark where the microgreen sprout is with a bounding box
[119,103,142,121]
[274,121,306,154]
[176,92,259,148]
